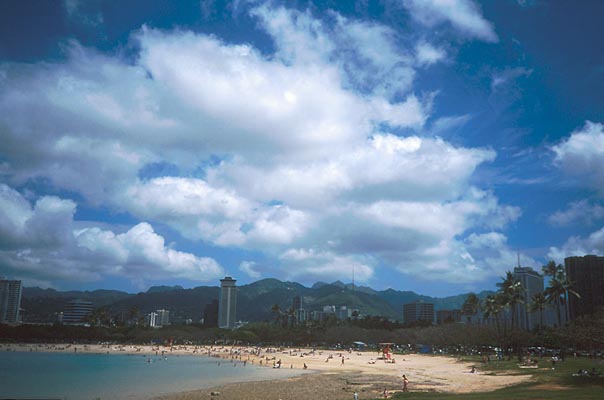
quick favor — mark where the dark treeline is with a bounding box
[2,310,603,354]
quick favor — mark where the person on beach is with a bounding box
[353,391,358,400]
[402,374,409,392]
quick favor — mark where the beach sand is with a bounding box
[2,343,531,399]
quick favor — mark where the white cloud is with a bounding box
[491,67,532,92]
[122,177,312,247]
[64,0,104,27]
[430,114,471,134]
[0,4,518,286]
[213,134,494,209]
[548,226,604,263]
[0,184,223,285]
[549,200,604,227]
[402,0,498,42]
[75,223,223,281]
[251,5,416,99]
[280,248,374,283]
[416,41,447,66]
[552,121,604,193]
[239,261,261,279]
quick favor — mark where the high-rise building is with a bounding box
[436,309,461,325]
[203,299,219,326]
[218,276,237,329]
[148,312,158,327]
[323,305,336,314]
[337,305,351,320]
[292,295,302,310]
[291,295,307,324]
[403,301,434,325]
[565,255,604,320]
[0,279,22,324]
[513,266,544,331]
[62,299,93,324]
[156,309,170,326]
[294,308,307,323]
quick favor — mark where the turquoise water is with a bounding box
[0,351,306,399]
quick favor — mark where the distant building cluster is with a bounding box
[305,304,358,323]
[5,254,604,330]
[0,278,22,324]
[148,309,170,328]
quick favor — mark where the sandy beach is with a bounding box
[3,343,531,399]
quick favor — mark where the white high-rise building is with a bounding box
[513,266,544,331]
[157,309,170,326]
[148,312,158,327]
[218,276,237,329]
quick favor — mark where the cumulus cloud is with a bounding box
[75,223,223,281]
[280,248,374,283]
[239,261,261,279]
[0,184,223,285]
[251,5,416,99]
[402,0,498,42]
[415,41,447,66]
[121,177,312,247]
[548,226,604,263]
[549,200,604,227]
[552,121,604,193]
[0,4,518,286]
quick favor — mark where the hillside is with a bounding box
[21,280,492,323]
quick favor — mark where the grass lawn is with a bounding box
[387,355,604,399]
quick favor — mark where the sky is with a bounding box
[1,0,604,296]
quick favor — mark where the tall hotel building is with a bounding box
[403,301,435,325]
[218,276,237,329]
[0,279,22,324]
[565,255,604,320]
[512,266,544,331]
[62,299,94,324]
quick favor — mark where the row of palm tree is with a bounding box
[541,261,580,328]
[478,262,579,334]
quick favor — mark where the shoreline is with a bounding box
[2,342,532,398]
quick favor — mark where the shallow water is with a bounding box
[0,351,306,399]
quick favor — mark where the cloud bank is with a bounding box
[0,4,522,287]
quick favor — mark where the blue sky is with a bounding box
[1,0,604,296]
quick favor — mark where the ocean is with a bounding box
[0,351,306,399]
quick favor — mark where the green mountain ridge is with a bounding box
[20,280,494,324]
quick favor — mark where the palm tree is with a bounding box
[462,292,481,315]
[542,260,560,279]
[286,306,296,327]
[529,292,548,331]
[545,277,564,327]
[271,304,282,326]
[543,261,580,327]
[497,271,524,330]
[483,294,503,333]
[560,274,580,322]
[128,306,140,326]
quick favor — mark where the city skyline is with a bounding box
[1,1,604,296]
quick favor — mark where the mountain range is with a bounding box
[20,279,494,323]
